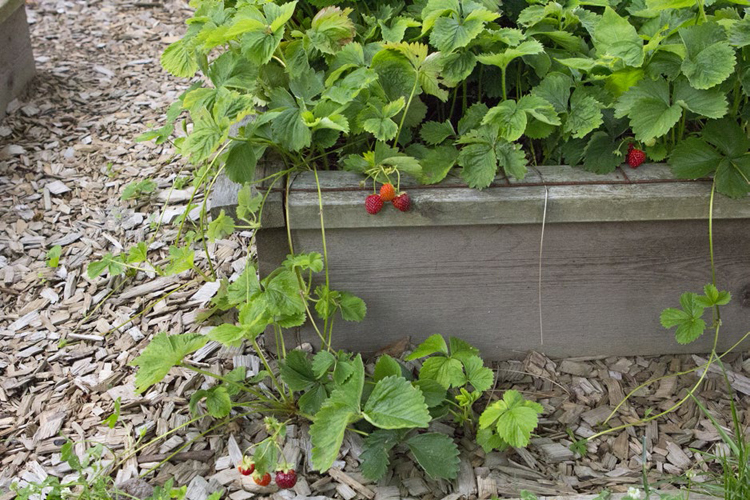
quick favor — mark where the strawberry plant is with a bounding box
[117,0,750,489]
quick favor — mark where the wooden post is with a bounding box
[0,0,36,121]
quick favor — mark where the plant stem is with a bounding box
[394,78,419,149]
[252,338,287,401]
[501,67,507,101]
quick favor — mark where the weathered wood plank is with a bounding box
[0,2,35,120]
[261,218,750,359]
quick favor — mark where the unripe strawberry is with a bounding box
[379,183,396,202]
[253,472,272,486]
[365,194,384,214]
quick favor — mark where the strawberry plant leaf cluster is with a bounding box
[145,0,750,198]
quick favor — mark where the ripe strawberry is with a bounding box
[253,472,272,486]
[627,148,646,169]
[238,464,254,476]
[238,457,255,476]
[392,192,410,212]
[275,469,297,489]
[379,183,396,202]
[365,194,384,215]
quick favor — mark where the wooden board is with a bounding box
[0,2,35,120]
[258,218,750,359]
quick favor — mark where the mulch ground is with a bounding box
[1,1,749,499]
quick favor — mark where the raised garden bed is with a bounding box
[0,0,35,121]
[212,163,750,360]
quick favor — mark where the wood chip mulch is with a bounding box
[1,1,749,499]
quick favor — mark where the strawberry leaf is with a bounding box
[406,433,460,480]
[660,292,707,344]
[131,332,208,393]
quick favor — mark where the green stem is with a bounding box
[180,363,273,401]
[393,78,419,149]
[501,67,507,101]
[312,166,333,352]
[252,338,287,400]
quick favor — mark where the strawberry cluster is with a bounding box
[237,457,297,489]
[365,183,411,214]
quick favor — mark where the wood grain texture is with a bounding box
[258,218,750,359]
[0,4,35,121]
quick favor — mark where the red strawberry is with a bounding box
[275,469,297,489]
[627,148,646,169]
[253,472,272,486]
[238,457,255,476]
[379,183,396,202]
[392,192,410,212]
[365,194,384,214]
[238,464,254,476]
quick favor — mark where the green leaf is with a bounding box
[307,6,355,54]
[252,438,279,477]
[672,79,728,119]
[131,333,208,393]
[715,157,750,199]
[373,355,403,382]
[484,100,528,142]
[280,350,317,391]
[669,138,723,179]
[263,270,305,316]
[660,292,707,344]
[363,376,431,429]
[476,40,544,72]
[360,430,399,481]
[299,383,328,415]
[406,334,449,360]
[207,210,235,242]
[476,426,506,452]
[284,252,324,273]
[702,118,750,158]
[127,242,148,264]
[420,120,455,145]
[183,111,229,163]
[680,22,736,90]
[479,390,543,447]
[458,102,490,134]
[532,72,572,113]
[310,356,365,471]
[697,284,732,307]
[272,106,312,152]
[583,132,622,174]
[592,8,644,67]
[462,355,494,392]
[564,90,603,139]
[406,433,460,480]
[495,141,527,180]
[359,98,405,141]
[420,356,465,389]
[458,141,497,189]
[224,141,261,184]
[312,350,336,378]
[418,145,459,184]
[208,324,245,346]
[164,246,194,275]
[227,266,261,305]
[87,253,125,279]
[161,39,198,78]
[413,379,447,407]
[339,292,366,321]
[46,245,62,268]
[205,386,232,418]
[430,7,496,53]
[614,78,681,142]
